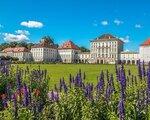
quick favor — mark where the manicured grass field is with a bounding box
[18,64,138,88]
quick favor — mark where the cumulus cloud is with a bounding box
[135,24,142,28]
[119,35,130,43]
[3,33,29,42]
[101,20,108,26]
[15,30,30,35]
[3,30,30,42]
[114,19,123,26]
[20,21,43,28]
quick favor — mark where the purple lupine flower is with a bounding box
[59,78,68,93]
[96,71,104,92]
[147,69,150,91]
[119,65,126,89]
[12,94,18,118]
[137,60,142,80]
[63,80,68,93]
[84,83,93,100]
[16,71,22,90]
[6,83,11,100]
[118,99,125,120]
[48,90,59,102]
[110,74,115,91]
[119,64,126,100]
[142,61,146,77]
[5,65,9,76]
[105,86,113,101]
[74,74,83,87]
[148,61,150,70]
[1,94,8,108]
[23,83,29,106]
[105,74,115,101]
[146,68,150,102]
[1,65,6,74]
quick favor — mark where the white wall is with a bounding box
[139,46,150,63]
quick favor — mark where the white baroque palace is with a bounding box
[2,47,32,61]
[1,34,150,64]
[90,34,124,64]
[58,41,81,63]
[31,38,58,62]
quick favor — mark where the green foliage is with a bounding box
[0,41,35,51]
[17,108,34,120]
[1,63,150,120]
[79,46,90,52]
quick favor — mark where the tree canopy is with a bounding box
[79,46,90,52]
[0,42,35,51]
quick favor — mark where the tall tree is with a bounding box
[79,46,90,52]
[41,36,54,45]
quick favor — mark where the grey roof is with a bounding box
[91,34,124,43]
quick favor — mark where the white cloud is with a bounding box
[20,21,43,28]
[3,33,29,42]
[114,19,123,26]
[119,35,130,43]
[15,30,30,35]
[3,30,29,42]
[135,24,142,28]
[101,20,108,26]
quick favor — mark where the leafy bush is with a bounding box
[0,60,150,120]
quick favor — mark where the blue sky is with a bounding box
[0,0,150,51]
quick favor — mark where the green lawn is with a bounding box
[18,64,138,88]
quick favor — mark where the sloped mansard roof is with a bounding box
[91,34,124,43]
[3,47,29,53]
[58,40,80,50]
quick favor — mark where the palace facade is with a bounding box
[1,33,150,64]
[90,34,124,64]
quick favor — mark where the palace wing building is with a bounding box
[120,51,139,64]
[90,34,124,64]
[1,34,150,64]
[31,38,57,62]
[2,47,31,61]
[58,40,81,63]
[139,38,150,63]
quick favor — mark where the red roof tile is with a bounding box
[141,38,150,46]
[3,47,29,52]
[58,40,79,50]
